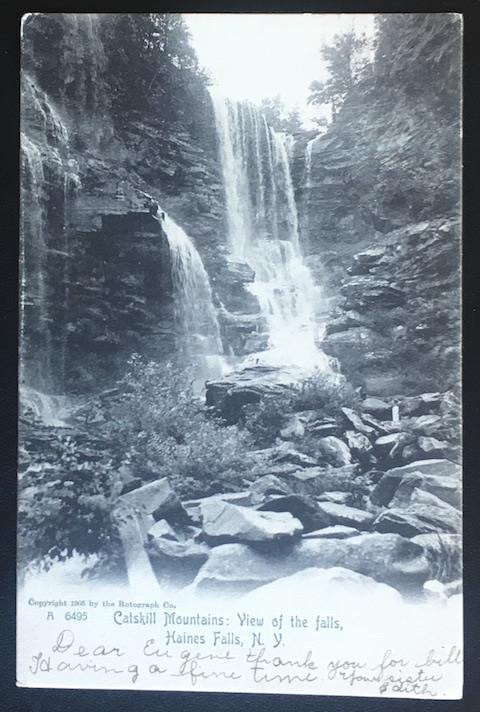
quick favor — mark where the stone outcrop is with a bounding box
[291,15,461,399]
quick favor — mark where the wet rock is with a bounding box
[302,525,361,539]
[248,475,290,505]
[317,436,352,467]
[374,432,415,460]
[341,407,375,435]
[192,533,431,596]
[258,494,330,532]
[412,533,462,582]
[316,502,374,530]
[341,277,406,311]
[201,499,303,545]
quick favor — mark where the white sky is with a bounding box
[184,13,375,125]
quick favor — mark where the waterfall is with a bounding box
[21,77,79,394]
[20,386,70,428]
[302,136,317,241]
[156,211,227,386]
[210,92,330,372]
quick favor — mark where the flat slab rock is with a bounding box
[201,499,303,545]
[316,502,375,530]
[192,533,430,596]
[119,477,181,517]
[302,525,361,540]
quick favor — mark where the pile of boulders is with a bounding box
[113,388,461,598]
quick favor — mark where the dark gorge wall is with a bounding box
[21,13,234,394]
[292,14,461,397]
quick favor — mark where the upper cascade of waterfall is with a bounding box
[209,90,331,373]
[155,210,227,386]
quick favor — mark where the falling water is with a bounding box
[20,386,71,427]
[302,136,317,241]
[21,77,79,395]
[210,92,330,372]
[156,211,227,386]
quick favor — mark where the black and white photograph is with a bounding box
[17,12,463,698]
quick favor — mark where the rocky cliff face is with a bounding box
[292,14,461,397]
[21,14,256,394]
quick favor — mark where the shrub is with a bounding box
[17,417,122,574]
[243,369,359,447]
[102,355,253,498]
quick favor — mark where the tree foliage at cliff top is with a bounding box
[22,13,209,128]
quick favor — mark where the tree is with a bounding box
[308,30,369,118]
[259,95,303,133]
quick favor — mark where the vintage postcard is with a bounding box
[18,13,462,698]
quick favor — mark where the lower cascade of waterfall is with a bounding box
[155,210,227,386]
[210,91,331,374]
[20,386,71,427]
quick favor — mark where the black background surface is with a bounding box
[1,1,478,710]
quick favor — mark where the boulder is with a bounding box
[192,533,431,596]
[248,475,290,505]
[316,502,374,530]
[374,432,415,461]
[385,459,461,479]
[317,436,352,467]
[412,533,462,583]
[361,397,392,418]
[147,537,210,586]
[119,478,189,524]
[183,492,252,524]
[417,436,449,457]
[398,393,444,417]
[302,525,361,540]
[200,499,303,545]
[341,407,375,435]
[271,449,319,468]
[390,473,461,509]
[374,489,462,537]
[409,414,443,436]
[242,567,402,607]
[279,414,305,440]
[306,419,340,437]
[344,430,372,456]
[258,494,330,532]
[147,519,178,541]
[370,468,461,508]
[277,465,359,496]
[317,491,351,505]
